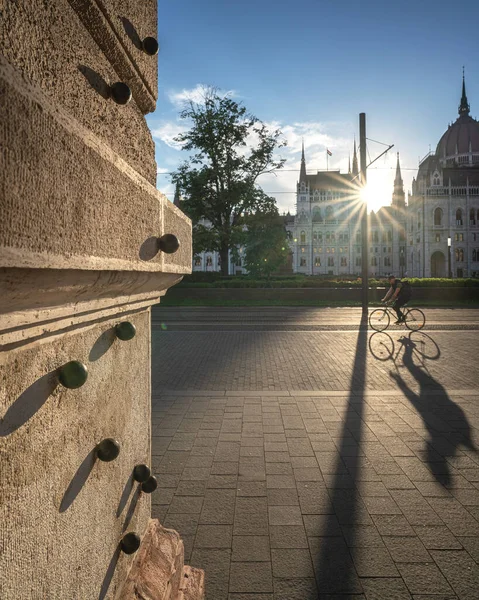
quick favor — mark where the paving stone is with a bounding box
[266,488,299,506]
[265,462,293,475]
[168,496,203,514]
[269,525,308,548]
[350,545,399,577]
[229,562,273,593]
[309,536,363,594]
[234,497,269,535]
[163,513,199,536]
[372,514,416,537]
[303,514,342,537]
[272,578,318,599]
[175,480,206,496]
[265,475,296,488]
[211,462,240,475]
[341,524,384,547]
[414,525,463,550]
[231,536,271,562]
[383,536,432,562]
[268,505,303,526]
[361,577,412,599]
[271,548,314,578]
[195,525,233,549]
[429,550,479,599]
[293,467,324,481]
[191,548,231,599]
[363,495,402,515]
[398,563,454,595]
[457,536,479,562]
[200,489,236,524]
[236,480,266,497]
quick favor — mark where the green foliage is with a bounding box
[171,87,286,274]
[241,208,290,278]
[178,276,479,289]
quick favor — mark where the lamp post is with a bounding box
[400,247,404,278]
[448,236,452,278]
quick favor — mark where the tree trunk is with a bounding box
[220,244,229,276]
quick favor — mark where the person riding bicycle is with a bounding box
[381,274,412,324]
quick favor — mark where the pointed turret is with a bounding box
[392,152,405,210]
[459,68,470,116]
[352,139,359,176]
[173,182,181,207]
[348,154,351,175]
[299,139,307,182]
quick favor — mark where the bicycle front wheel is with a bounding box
[369,309,390,331]
[404,308,425,331]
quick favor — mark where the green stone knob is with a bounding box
[115,321,136,341]
[133,464,151,483]
[58,361,88,389]
[121,532,141,555]
[96,438,120,462]
[159,233,180,254]
[110,82,132,105]
[141,475,158,494]
[142,36,159,56]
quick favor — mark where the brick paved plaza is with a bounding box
[151,307,479,599]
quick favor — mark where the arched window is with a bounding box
[300,230,306,243]
[331,233,336,243]
[470,208,476,225]
[326,206,333,218]
[300,182,306,192]
[434,207,443,226]
[326,232,331,242]
[456,208,463,226]
[473,249,477,261]
[373,231,379,243]
[459,249,464,262]
[313,207,322,222]
[370,257,377,266]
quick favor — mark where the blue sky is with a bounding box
[147,0,479,213]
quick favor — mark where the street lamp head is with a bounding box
[448,237,452,247]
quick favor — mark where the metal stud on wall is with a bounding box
[115,321,136,341]
[142,36,159,56]
[110,82,132,105]
[58,361,88,389]
[96,438,121,462]
[159,233,180,254]
[141,475,158,494]
[121,532,141,554]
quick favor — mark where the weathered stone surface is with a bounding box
[177,566,205,600]
[118,520,184,600]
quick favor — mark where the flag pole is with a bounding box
[326,150,328,171]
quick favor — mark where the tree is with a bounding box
[241,207,290,279]
[172,87,285,275]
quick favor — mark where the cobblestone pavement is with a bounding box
[151,308,479,599]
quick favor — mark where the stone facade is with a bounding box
[0,2,200,599]
[286,143,407,278]
[408,76,479,278]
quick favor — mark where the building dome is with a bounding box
[436,114,479,158]
[435,74,479,165]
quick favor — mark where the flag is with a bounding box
[327,149,332,156]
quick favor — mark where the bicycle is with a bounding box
[369,302,426,332]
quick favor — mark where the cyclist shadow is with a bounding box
[391,335,476,486]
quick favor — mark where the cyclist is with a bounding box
[381,274,412,324]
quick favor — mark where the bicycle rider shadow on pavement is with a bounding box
[390,335,476,486]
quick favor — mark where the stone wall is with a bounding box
[0,2,196,599]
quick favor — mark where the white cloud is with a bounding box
[150,121,188,149]
[167,84,237,109]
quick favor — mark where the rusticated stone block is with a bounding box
[118,519,198,600]
[177,566,205,600]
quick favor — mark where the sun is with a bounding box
[360,171,392,213]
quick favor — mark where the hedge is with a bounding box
[178,277,479,289]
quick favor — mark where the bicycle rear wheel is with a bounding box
[369,309,390,331]
[404,308,425,331]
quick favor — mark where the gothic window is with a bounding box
[313,207,322,222]
[206,256,213,267]
[326,232,331,242]
[326,205,333,218]
[459,249,464,262]
[373,231,379,243]
[434,207,443,226]
[315,257,321,266]
[313,232,317,242]
[388,230,392,242]
[300,257,306,266]
[194,256,202,267]
[456,208,463,226]
[287,230,292,240]
[432,171,441,186]
[318,232,323,242]
[417,210,421,229]
[331,233,336,243]
[384,257,391,267]
[382,232,387,243]
[356,232,361,243]
[470,208,476,225]
[344,233,349,242]
[328,257,334,266]
[300,230,306,243]
[301,182,306,192]
[473,249,477,262]
[371,257,377,266]
[340,257,347,267]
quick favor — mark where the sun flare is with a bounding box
[360,171,392,213]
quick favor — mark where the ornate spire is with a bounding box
[459,67,470,116]
[348,154,351,175]
[392,152,405,210]
[299,138,307,182]
[352,139,359,176]
[173,182,181,207]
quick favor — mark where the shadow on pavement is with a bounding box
[313,312,368,594]
[390,334,475,486]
